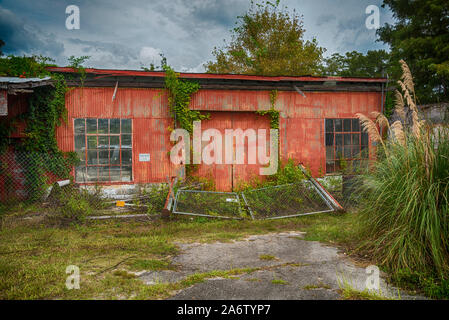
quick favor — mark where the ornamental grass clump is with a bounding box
[356,60,449,279]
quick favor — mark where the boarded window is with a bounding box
[325,118,368,174]
[74,118,132,182]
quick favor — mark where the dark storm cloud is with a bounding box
[0,6,64,56]
[0,0,393,71]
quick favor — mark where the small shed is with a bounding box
[47,67,386,191]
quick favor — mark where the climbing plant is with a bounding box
[0,55,80,201]
[256,90,280,129]
[163,65,208,134]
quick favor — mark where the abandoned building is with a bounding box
[1,68,386,196]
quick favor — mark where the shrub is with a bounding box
[356,60,449,282]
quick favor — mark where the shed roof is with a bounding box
[47,67,387,83]
[47,67,388,92]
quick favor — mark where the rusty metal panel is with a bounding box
[133,118,174,183]
[65,87,170,119]
[56,86,383,188]
[191,90,271,112]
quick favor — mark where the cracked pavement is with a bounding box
[137,231,422,300]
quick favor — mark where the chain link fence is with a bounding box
[172,190,243,219]
[241,181,334,220]
[1,150,339,221]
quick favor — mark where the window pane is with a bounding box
[121,134,132,148]
[87,136,97,149]
[87,167,98,182]
[86,119,97,134]
[98,119,108,134]
[75,166,86,182]
[326,161,335,174]
[87,150,98,165]
[335,119,342,132]
[352,119,360,132]
[343,119,351,132]
[75,134,85,150]
[352,145,360,158]
[74,119,85,134]
[98,136,108,149]
[110,119,120,134]
[110,166,121,182]
[335,134,343,146]
[325,119,333,133]
[336,145,343,159]
[98,166,110,182]
[326,146,334,160]
[121,150,132,165]
[98,150,109,165]
[361,132,369,145]
[344,146,351,158]
[121,166,132,182]
[110,150,120,165]
[121,119,132,133]
[76,150,85,162]
[325,133,334,146]
[352,133,360,145]
[110,136,120,149]
[344,134,351,145]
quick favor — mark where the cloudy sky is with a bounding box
[0,0,393,72]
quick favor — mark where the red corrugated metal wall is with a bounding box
[56,87,382,190]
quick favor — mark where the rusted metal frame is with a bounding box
[263,209,335,220]
[241,182,333,220]
[325,118,367,173]
[172,189,243,220]
[75,118,132,183]
[240,192,255,220]
[298,164,344,211]
[163,175,177,216]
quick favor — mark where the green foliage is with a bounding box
[0,54,79,200]
[67,55,90,87]
[256,90,280,129]
[322,50,392,78]
[0,55,55,77]
[268,159,305,185]
[391,269,449,299]
[205,0,324,76]
[163,65,208,134]
[357,128,449,278]
[378,0,449,103]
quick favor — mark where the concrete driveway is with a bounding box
[138,231,420,300]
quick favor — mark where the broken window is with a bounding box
[325,118,369,174]
[74,118,132,182]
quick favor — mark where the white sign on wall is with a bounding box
[139,153,150,162]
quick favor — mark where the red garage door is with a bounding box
[195,111,271,191]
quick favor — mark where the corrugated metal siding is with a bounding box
[56,87,383,189]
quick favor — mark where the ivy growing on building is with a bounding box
[163,65,208,133]
[0,55,80,201]
[256,90,280,129]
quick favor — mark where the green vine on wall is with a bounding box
[163,65,208,134]
[0,55,80,201]
[256,90,280,129]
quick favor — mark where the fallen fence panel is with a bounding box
[241,181,335,220]
[172,190,244,219]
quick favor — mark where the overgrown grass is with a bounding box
[357,129,449,281]
[0,212,353,299]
